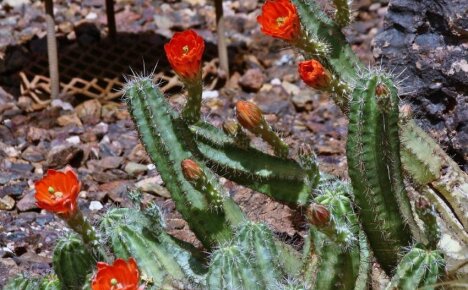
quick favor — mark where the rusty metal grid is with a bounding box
[19,32,221,107]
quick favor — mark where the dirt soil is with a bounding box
[0,0,388,286]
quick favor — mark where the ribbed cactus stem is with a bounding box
[100,208,207,287]
[183,80,203,124]
[124,77,244,247]
[66,211,98,246]
[52,234,95,290]
[190,122,315,206]
[386,245,444,290]
[332,0,351,27]
[346,76,414,273]
[207,245,263,290]
[234,222,283,288]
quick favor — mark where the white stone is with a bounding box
[89,201,103,211]
[66,136,81,145]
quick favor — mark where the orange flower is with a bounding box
[298,60,331,90]
[257,0,300,41]
[181,159,204,181]
[92,258,141,290]
[164,30,205,81]
[34,166,81,216]
[236,101,264,130]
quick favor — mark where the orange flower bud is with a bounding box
[298,60,331,90]
[375,83,389,97]
[91,258,141,290]
[235,101,264,130]
[164,30,205,81]
[181,159,204,181]
[306,203,330,227]
[34,166,81,216]
[257,0,301,41]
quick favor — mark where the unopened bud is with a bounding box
[298,60,331,90]
[236,101,264,130]
[223,119,240,136]
[375,83,389,97]
[181,159,204,181]
[400,103,413,120]
[306,203,330,227]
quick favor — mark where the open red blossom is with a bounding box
[257,0,300,41]
[34,166,80,216]
[164,30,205,81]
[298,60,331,90]
[92,258,141,290]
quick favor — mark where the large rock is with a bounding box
[374,0,467,170]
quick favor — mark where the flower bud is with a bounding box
[306,203,330,227]
[222,119,240,136]
[181,159,204,181]
[375,83,389,97]
[236,101,264,130]
[298,60,331,90]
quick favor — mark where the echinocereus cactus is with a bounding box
[8,0,467,289]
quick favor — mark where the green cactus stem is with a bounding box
[100,208,207,287]
[207,245,264,290]
[190,121,318,206]
[332,0,351,27]
[386,245,445,290]
[304,229,361,289]
[124,76,244,247]
[182,80,203,124]
[346,75,417,273]
[234,222,284,288]
[52,234,95,290]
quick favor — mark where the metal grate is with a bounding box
[19,32,221,107]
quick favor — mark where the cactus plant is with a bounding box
[8,0,468,289]
[52,234,95,290]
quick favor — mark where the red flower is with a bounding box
[306,203,330,227]
[34,166,80,216]
[236,101,264,130]
[164,30,205,81]
[298,60,331,90]
[92,258,141,290]
[257,0,301,41]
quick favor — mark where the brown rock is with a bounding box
[57,113,83,127]
[27,127,49,143]
[45,144,84,168]
[238,68,265,92]
[16,190,38,212]
[0,195,15,210]
[75,99,102,125]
